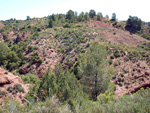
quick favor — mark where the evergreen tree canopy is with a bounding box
[111,13,116,21]
[66,10,75,23]
[89,9,96,18]
[0,42,9,65]
[97,12,103,21]
[78,43,113,100]
[126,16,142,33]
[26,16,31,20]
[48,19,54,28]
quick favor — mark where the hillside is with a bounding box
[88,20,148,46]
[0,11,150,112]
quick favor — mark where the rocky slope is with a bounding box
[0,68,29,104]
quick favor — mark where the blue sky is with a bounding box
[0,0,149,22]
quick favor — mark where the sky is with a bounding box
[0,0,149,22]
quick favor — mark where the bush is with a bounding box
[13,84,24,93]
[108,59,113,65]
[114,51,121,58]
[7,86,13,93]
[0,42,9,65]
[37,28,41,32]
[38,59,43,64]
[97,91,115,104]
[28,46,35,53]
[124,57,129,62]
[0,90,7,98]
[110,55,114,59]
[63,23,71,28]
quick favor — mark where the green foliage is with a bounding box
[97,91,115,104]
[79,43,113,100]
[66,10,75,23]
[0,42,9,65]
[126,16,142,33]
[27,45,35,53]
[111,13,116,21]
[7,86,13,93]
[105,15,109,19]
[51,14,56,21]
[13,84,24,93]
[6,51,19,71]
[0,42,28,71]
[48,19,54,28]
[26,16,31,20]
[21,73,40,85]
[89,9,96,18]
[38,68,57,100]
[63,23,72,28]
[114,50,121,58]
[108,59,113,65]
[1,9,150,113]
[97,12,103,21]
[0,90,7,98]
[29,51,43,65]
[84,12,90,21]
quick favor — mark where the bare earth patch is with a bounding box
[112,57,150,97]
[88,20,148,46]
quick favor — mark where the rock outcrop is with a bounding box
[0,68,29,104]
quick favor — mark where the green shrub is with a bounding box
[7,86,13,93]
[13,84,24,93]
[38,59,43,64]
[114,51,121,58]
[110,55,114,59]
[0,90,7,98]
[124,57,129,62]
[108,59,113,65]
[121,73,124,77]
[63,23,71,28]
[0,42,9,65]
[97,91,115,104]
[28,46,35,53]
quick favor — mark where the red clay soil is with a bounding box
[15,32,30,43]
[7,31,15,38]
[88,20,148,46]
[0,68,29,104]
[19,36,62,78]
[112,57,150,97]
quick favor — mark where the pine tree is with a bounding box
[38,68,57,100]
[97,12,103,21]
[89,9,96,18]
[111,13,116,21]
[78,43,112,100]
[0,42,9,65]
[49,19,53,28]
[66,10,75,23]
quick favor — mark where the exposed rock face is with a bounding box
[0,68,29,104]
[15,32,30,43]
